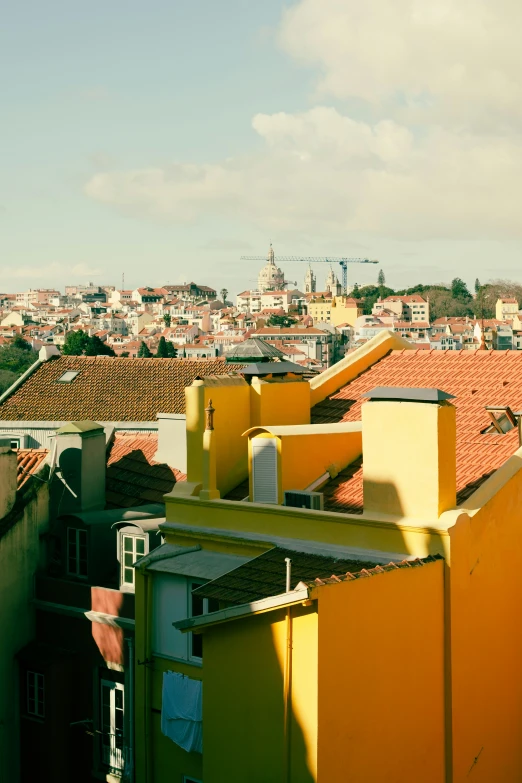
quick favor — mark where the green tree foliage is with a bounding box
[84,335,115,356]
[120,351,130,357]
[0,336,38,393]
[267,314,298,328]
[163,313,172,328]
[62,329,115,356]
[61,329,89,355]
[137,341,153,358]
[156,336,178,358]
[451,277,472,301]
[475,278,481,294]
[357,284,395,315]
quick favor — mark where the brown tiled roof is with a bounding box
[312,349,522,512]
[307,554,442,587]
[105,432,186,508]
[0,356,245,421]
[17,449,48,487]
[193,546,379,605]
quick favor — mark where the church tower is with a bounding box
[325,267,340,295]
[257,244,285,292]
[304,265,316,294]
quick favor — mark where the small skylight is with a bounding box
[56,370,80,384]
[482,406,518,435]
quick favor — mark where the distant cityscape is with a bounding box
[1,246,521,396]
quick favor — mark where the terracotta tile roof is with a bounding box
[16,449,48,488]
[105,432,186,508]
[193,546,380,605]
[312,349,522,512]
[307,554,442,587]
[0,356,245,422]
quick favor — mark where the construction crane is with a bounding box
[240,247,379,295]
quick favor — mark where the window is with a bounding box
[120,533,146,588]
[56,370,80,383]
[189,582,219,660]
[100,680,124,772]
[27,671,45,718]
[10,439,20,450]
[67,527,88,578]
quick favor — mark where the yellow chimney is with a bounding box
[362,388,456,520]
[199,399,220,501]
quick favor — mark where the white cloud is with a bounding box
[84,106,522,241]
[277,0,522,130]
[83,1,522,246]
[4,263,101,280]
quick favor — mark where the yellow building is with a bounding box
[495,296,519,322]
[135,330,522,783]
[307,295,362,327]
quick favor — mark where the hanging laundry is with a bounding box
[161,671,203,754]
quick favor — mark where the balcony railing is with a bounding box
[101,733,125,775]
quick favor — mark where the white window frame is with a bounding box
[27,671,45,718]
[100,680,124,772]
[67,527,88,578]
[119,532,148,591]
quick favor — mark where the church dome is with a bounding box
[257,245,285,292]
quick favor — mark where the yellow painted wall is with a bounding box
[449,461,522,782]
[330,296,362,327]
[317,559,446,783]
[250,378,310,427]
[134,570,204,783]
[185,378,251,497]
[247,426,362,503]
[202,605,318,783]
[362,400,456,519]
[309,330,414,406]
[163,496,450,560]
[307,300,333,324]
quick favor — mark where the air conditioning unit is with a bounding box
[284,490,324,511]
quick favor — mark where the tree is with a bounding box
[166,341,178,358]
[12,335,32,351]
[475,278,481,294]
[267,314,297,328]
[163,313,172,328]
[451,277,472,301]
[0,369,17,395]
[84,336,115,356]
[137,341,152,358]
[220,288,228,304]
[156,336,170,358]
[120,351,130,358]
[62,329,89,356]
[0,342,38,375]
[351,283,361,300]
[377,269,386,292]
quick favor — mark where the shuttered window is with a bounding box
[252,438,279,504]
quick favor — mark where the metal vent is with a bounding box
[252,438,278,504]
[284,490,324,511]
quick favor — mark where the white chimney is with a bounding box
[54,421,106,514]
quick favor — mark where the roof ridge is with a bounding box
[310,554,443,587]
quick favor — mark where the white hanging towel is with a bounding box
[161,671,203,754]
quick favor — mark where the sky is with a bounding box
[2,0,522,295]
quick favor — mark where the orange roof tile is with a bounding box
[0,356,244,422]
[312,349,522,512]
[17,449,48,488]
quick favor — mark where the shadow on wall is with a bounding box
[203,606,316,783]
[106,448,180,508]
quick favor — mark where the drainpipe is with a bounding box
[144,573,153,783]
[283,558,293,783]
[126,637,135,783]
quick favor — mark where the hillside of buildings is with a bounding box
[2,253,522,398]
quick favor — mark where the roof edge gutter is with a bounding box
[174,586,310,633]
[0,358,43,406]
[135,544,201,573]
